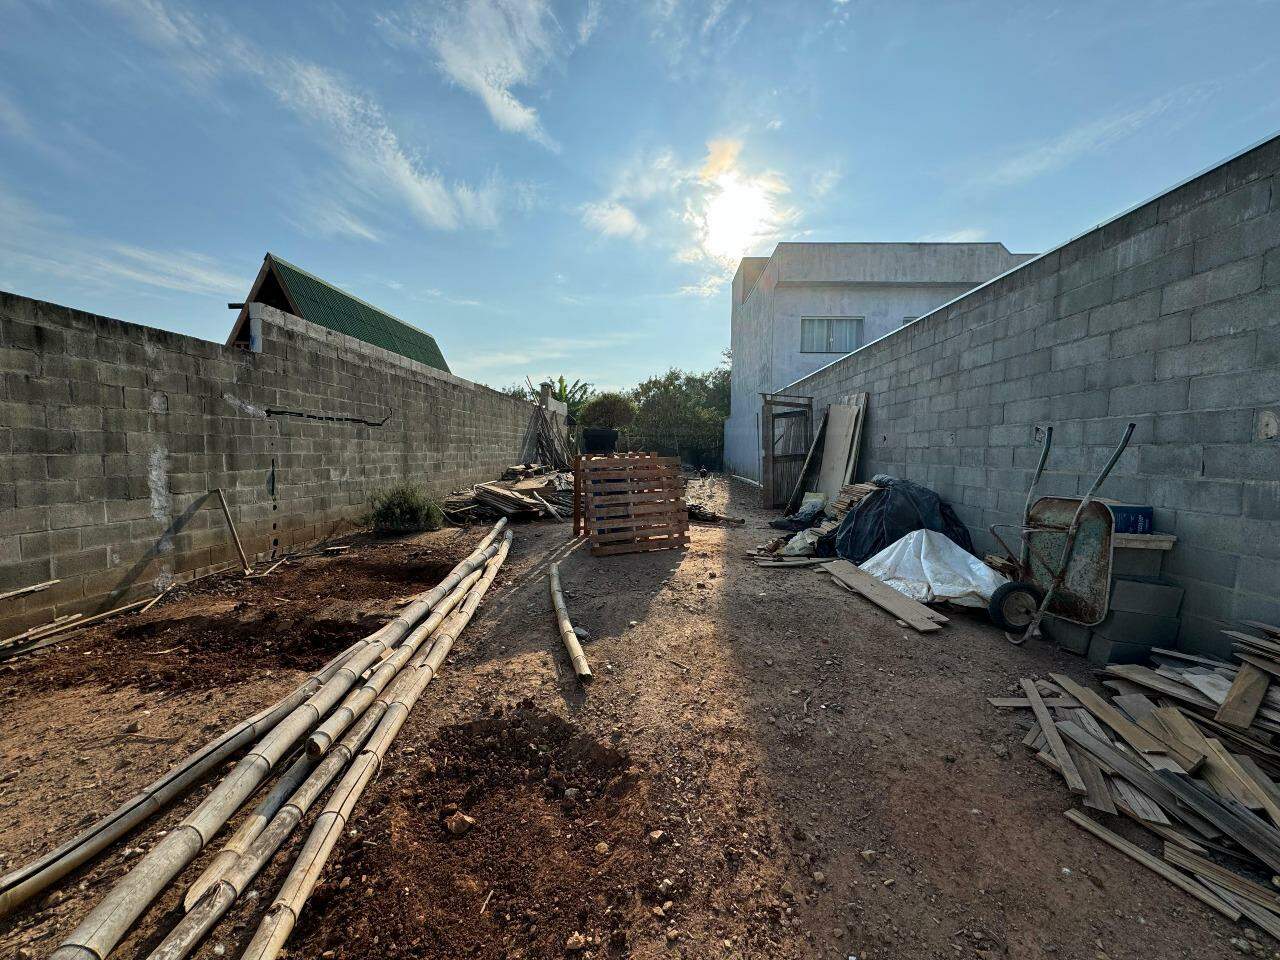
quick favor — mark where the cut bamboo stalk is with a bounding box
[0,578,59,602]
[215,488,252,575]
[183,554,478,912]
[304,565,487,759]
[48,524,509,960]
[239,533,512,960]
[140,586,173,615]
[152,708,390,960]
[2,597,151,650]
[0,649,352,920]
[549,563,592,682]
[3,518,505,924]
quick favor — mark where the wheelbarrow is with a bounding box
[986,422,1136,645]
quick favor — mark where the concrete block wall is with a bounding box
[780,135,1280,657]
[0,297,546,636]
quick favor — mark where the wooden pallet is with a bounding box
[574,454,689,556]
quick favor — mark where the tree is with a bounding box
[624,353,731,468]
[496,376,595,422]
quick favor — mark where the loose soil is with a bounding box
[0,479,1254,959]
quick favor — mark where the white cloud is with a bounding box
[292,200,382,242]
[0,183,244,298]
[581,200,645,238]
[427,0,564,150]
[766,117,783,131]
[100,0,511,233]
[582,137,794,296]
[921,228,988,243]
[810,166,841,198]
[577,0,602,43]
[980,87,1214,187]
[457,331,642,371]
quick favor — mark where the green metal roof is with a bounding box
[266,254,450,373]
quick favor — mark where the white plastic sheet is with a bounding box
[858,529,1008,607]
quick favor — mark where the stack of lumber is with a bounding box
[995,620,1280,943]
[574,453,689,556]
[472,482,545,516]
[8,521,513,960]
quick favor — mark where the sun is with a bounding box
[702,170,776,265]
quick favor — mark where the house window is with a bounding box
[801,317,862,353]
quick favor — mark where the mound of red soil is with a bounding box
[293,705,687,959]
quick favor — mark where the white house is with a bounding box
[723,241,1034,482]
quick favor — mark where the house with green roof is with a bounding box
[226,253,450,373]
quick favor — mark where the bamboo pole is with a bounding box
[214,489,252,575]
[0,642,356,916]
[239,532,512,960]
[304,566,486,759]
[183,563,486,910]
[150,706,390,960]
[48,523,508,960]
[549,563,592,682]
[530,491,563,522]
[0,578,60,602]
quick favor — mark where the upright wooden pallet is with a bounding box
[574,453,689,556]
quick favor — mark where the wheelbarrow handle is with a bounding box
[1083,421,1136,501]
[1020,426,1053,569]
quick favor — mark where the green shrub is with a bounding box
[367,483,443,535]
[578,392,636,430]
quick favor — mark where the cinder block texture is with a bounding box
[774,135,1280,655]
[1109,576,1184,617]
[0,299,553,635]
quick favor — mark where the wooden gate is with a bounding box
[760,393,812,508]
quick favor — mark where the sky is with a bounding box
[1,1,1279,391]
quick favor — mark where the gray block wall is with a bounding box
[0,298,547,636]
[779,135,1280,657]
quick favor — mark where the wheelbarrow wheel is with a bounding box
[989,581,1042,635]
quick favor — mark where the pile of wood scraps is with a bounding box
[443,469,573,522]
[994,619,1280,944]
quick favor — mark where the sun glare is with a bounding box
[702,171,775,265]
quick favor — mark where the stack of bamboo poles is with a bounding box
[472,482,546,517]
[1,519,510,960]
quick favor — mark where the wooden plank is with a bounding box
[1217,661,1271,729]
[1113,695,1207,773]
[987,697,1080,709]
[823,560,942,633]
[1239,654,1280,679]
[1164,843,1280,914]
[816,404,857,500]
[1057,721,1223,839]
[0,579,60,603]
[587,491,685,508]
[590,524,689,546]
[586,512,687,532]
[1022,721,1043,748]
[1065,810,1240,921]
[1236,756,1280,828]
[1103,665,1218,710]
[1204,883,1280,942]
[1066,740,1117,814]
[1113,533,1177,550]
[1109,776,1172,826]
[1200,739,1267,810]
[591,536,689,557]
[1242,620,1280,640]
[1050,674,1167,755]
[1150,768,1280,871]
[842,393,868,486]
[1022,680,1087,796]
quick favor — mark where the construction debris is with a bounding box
[442,468,575,522]
[998,621,1280,945]
[686,502,744,525]
[751,481,879,563]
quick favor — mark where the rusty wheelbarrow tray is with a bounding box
[988,421,1136,645]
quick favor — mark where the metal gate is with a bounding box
[760,393,812,508]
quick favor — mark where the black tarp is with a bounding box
[824,475,974,564]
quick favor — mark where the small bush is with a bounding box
[578,392,636,430]
[367,483,444,535]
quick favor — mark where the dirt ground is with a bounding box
[0,477,1258,959]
